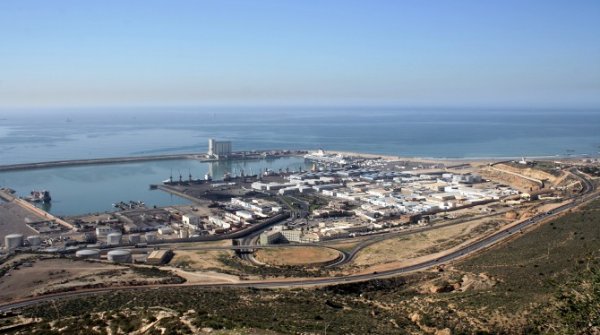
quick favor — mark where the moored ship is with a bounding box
[25,190,51,203]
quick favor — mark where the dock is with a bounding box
[0,154,207,172]
[0,189,74,230]
[0,151,304,172]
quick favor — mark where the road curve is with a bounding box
[0,170,596,313]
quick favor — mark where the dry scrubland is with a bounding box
[348,217,508,270]
[6,197,600,334]
[170,250,236,272]
[0,258,183,303]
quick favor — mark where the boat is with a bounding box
[26,190,51,203]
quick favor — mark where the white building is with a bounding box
[182,214,201,226]
[260,230,282,245]
[158,227,174,235]
[236,210,254,220]
[208,216,231,229]
[182,214,203,230]
[95,226,113,238]
[312,184,343,192]
[231,197,280,215]
[208,138,232,158]
[281,229,301,243]
[251,182,269,190]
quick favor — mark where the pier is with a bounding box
[0,151,304,172]
[0,189,74,230]
[0,154,206,172]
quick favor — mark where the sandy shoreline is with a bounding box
[324,150,593,163]
[0,150,593,173]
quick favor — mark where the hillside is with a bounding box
[3,199,600,334]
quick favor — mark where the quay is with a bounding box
[0,189,74,230]
[0,150,303,172]
[156,184,209,205]
[0,154,206,172]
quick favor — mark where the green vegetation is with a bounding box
[130,265,181,279]
[5,199,600,334]
[581,166,600,177]
[218,254,331,278]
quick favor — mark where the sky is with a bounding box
[0,0,599,109]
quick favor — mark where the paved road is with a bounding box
[327,209,512,268]
[0,170,596,313]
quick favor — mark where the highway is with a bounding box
[327,209,513,268]
[134,210,511,269]
[0,169,596,313]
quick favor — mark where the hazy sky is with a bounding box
[1,0,599,108]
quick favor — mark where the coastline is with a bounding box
[0,154,204,172]
[322,150,594,163]
[0,152,299,172]
[0,150,594,173]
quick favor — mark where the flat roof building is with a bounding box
[208,138,232,159]
[146,249,173,265]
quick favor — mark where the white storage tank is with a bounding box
[158,227,174,235]
[75,249,101,259]
[107,249,132,263]
[128,234,141,244]
[65,246,79,252]
[145,232,157,242]
[4,234,23,250]
[179,229,189,238]
[107,232,122,246]
[26,235,42,246]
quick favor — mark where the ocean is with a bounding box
[1,107,599,164]
[0,157,310,216]
[0,107,598,216]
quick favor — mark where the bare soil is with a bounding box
[350,217,508,268]
[254,247,340,266]
[170,249,236,271]
[0,258,125,301]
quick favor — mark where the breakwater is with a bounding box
[0,151,302,172]
[0,154,207,172]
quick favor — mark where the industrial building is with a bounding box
[129,234,141,244]
[259,228,301,244]
[106,232,122,246]
[146,249,173,265]
[26,235,42,247]
[95,226,113,238]
[145,232,157,242]
[4,233,23,250]
[260,230,283,245]
[207,138,232,159]
[107,249,132,263]
[182,213,201,226]
[75,249,101,259]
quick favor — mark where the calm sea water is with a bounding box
[0,107,598,216]
[1,107,599,164]
[0,157,310,216]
